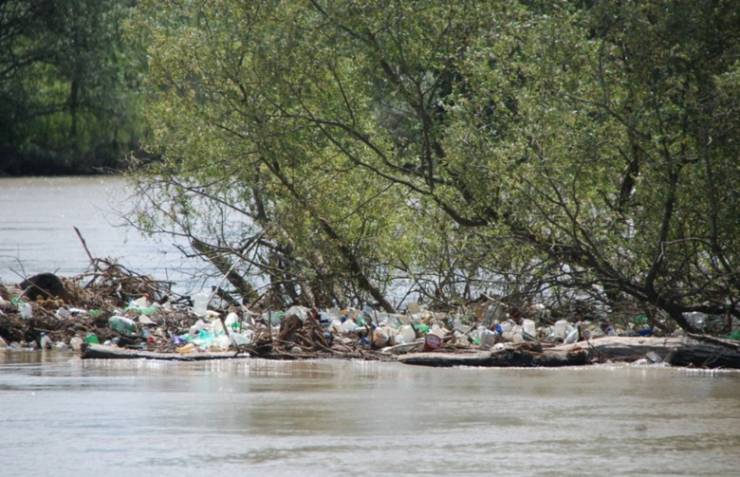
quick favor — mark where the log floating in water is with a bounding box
[81,344,250,361]
[398,336,740,369]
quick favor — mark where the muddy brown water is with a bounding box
[1,352,739,477]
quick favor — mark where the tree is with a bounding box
[0,0,144,174]
[133,0,738,326]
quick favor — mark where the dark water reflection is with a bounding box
[1,352,739,476]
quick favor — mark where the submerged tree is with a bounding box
[132,0,738,327]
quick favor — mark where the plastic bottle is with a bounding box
[480,328,497,349]
[177,343,195,354]
[108,315,138,337]
[191,290,211,316]
[39,333,52,349]
[564,327,579,344]
[70,336,84,350]
[394,325,416,345]
[553,320,570,340]
[83,333,100,345]
[522,319,536,338]
[19,302,32,319]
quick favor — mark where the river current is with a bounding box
[1,352,739,477]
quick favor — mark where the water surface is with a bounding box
[0,352,738,477]
[0,176,198,289]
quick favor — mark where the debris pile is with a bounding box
[2,268,739,368]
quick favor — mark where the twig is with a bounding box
[73,226,98,271]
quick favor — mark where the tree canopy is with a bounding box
[130,0,739,328]
[0,0,144,174]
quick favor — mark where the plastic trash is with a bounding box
[286,305,310,322]
[127,297,158,316]
[177,343,195,354]
[522,319,536,338]
[225,312,240,329]
[231,331,254,347]
[70,336,84,350]
[564,327,579,344]
[19,302,32,319]
[38,333,52,349]
[138,315,156,326]
[553,320,571,340]
[394,325,416,345]
[108,315,138,337]
[211,334,231,351]
[480,328,497,350]
[189,319,208,336]
[55,308,72,319]
[372,327,390,348]
[498,320,514,333]
[172,335,188,346]
[424,333,442,351]
[341,319,359,333]
[191,290,211,316]
[83,333,100,345]
[269,311,285,325]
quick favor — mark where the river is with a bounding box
[0,176,199,291]
[1,352,739,476]
[2,177,740,476]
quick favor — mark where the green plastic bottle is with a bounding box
[84,333,100,345]
[108,315,138,337]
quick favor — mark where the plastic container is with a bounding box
[109,315,138,337]
[479,329,497,350]
[39,333,52,349]
[564,327,579,344]
[191,290,211,317]
[231,331,254,347]
[553,320,571,340]
[522,319,536,338]
[19,302,33,319]
[394,325,416,345]
[177,343,195,354]
[372,328,390,348]
[70,336,84,350]
[424,333,442,351]
[83,333,100,345]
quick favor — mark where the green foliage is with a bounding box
[0,0,144,174]
[132,0,738,320]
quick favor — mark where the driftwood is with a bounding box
[399,336,740,369]
[81,344,252,361]
[80,343,394,362]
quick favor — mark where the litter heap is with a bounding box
[2,268,740,368]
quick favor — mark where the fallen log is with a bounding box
[81,344,251,361]
[399,335,740,369]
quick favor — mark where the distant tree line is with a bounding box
[0,0,144,175]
